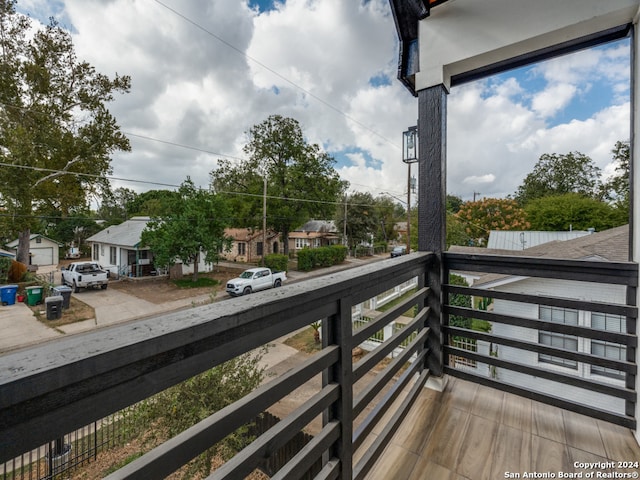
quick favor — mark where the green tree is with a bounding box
[525,193,622,231]
[372,195,398,243]
[126,189,180,217]
[456,198,530,246]
[141,178,232,282]
[449,274,472,331]
[446,212,471,248]
[0,1,130,263]
[335,192,378,250]
[96,187,138,225]
[515,152,602,205]
[48,215,101,246]
[210,115,346,254]
[602,140,630,219]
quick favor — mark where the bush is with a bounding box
[0,257,11,283]
[264,253,288,272]
[296,245,347,272]
[8,260,27,283]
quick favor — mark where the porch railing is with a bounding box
[0,251,637,478]
[443,252,638,428]
[0,253,434,479]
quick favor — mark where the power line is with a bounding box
[151,0,400,150]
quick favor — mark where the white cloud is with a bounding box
[18,1,632,207]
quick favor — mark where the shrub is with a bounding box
[264,253,288,272]
[296,248,314,272]
[8,260,27,283]
[0,257,11,283]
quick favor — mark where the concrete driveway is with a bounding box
[0,301,62,353]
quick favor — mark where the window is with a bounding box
[539,306,578,369]
[295,238,309,249]
[36,237,42,244]
[238,243,246,255]
[110,247,116,265]
[257,242,263,256]
[93,244,99,261]
[591,313,626,380]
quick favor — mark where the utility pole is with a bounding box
[262,175,267,266]
[473,191,481,202]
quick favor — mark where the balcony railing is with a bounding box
[0,251,637,479]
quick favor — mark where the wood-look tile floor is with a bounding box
[364,377,640,480]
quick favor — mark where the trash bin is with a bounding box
[26,286,44,306]
[45,295,63,320]
[52,286,72,309]
[0,285,18,306]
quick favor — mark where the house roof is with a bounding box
[487,230,593,250]
[86,217,150,248]
[294,220,337,233]
[0,248,15,258]
[225,228,278,242]
[6,234,62,247]
[450,225,629,287]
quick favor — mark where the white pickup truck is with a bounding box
[225,268,287,297]
[61,262,109,292]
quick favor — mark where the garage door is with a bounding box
[31,247,53,266]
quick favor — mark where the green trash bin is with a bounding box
[25,286,43,306]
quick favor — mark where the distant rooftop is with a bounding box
[487,230,593,250]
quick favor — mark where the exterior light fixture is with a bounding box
[401,125,418,254]
[402,126,418,164]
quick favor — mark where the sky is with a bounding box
[16,0,631,205]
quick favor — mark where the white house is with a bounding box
[86,217,216,278]
[6,234,62,267]
[450,225,629,415]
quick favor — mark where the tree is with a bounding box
[210,115,346,254]
[335,192,378,249]
[456,198,530,246]
[602,140,630,217]
[515,152,602,205]
[525,193,622,231]
[96,187,138,225]
[372,195,399,243]
[126,189,180,217]
[141,178,231,282]
[0,1,130,263]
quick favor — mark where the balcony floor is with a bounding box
[366,377,640,479]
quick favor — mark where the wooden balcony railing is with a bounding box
[0,253,435,479]
[0,251,637,479]
[443,252,638,429]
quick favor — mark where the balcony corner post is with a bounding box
[417,84,448,381]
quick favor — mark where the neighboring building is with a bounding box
[450,225,629,414]
[487,229,593,250]
[288,220,339,253]
[6,234,62,267]
[86,217,154,277]
[0,248,15,259]
[223,228,281,263]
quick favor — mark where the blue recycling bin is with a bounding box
[0,285,18,306]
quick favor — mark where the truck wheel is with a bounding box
[274,279,282,287]
[243,287,252,295]
[101,284,108,290]
[73,281,80,293]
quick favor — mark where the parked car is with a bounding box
[61,262,109,292]
[225,268,287,296]
[390,246,407,257]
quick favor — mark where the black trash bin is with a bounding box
[45,295,63,320]
[52,286,72,309]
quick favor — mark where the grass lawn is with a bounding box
[172,277,220,288]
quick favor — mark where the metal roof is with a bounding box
[487,230,593,250]
[86,217,150,248]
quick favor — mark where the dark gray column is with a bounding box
[417,84,447,378]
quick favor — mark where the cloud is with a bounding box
[17,1,632,208]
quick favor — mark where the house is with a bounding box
[0,248,15,259]
[288,220,339,253]
[6,234,62,267]
[450,225,630,414]
[222,228,281,263]
[86,217,154,277]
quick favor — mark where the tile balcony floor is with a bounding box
[366,377,640,480]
